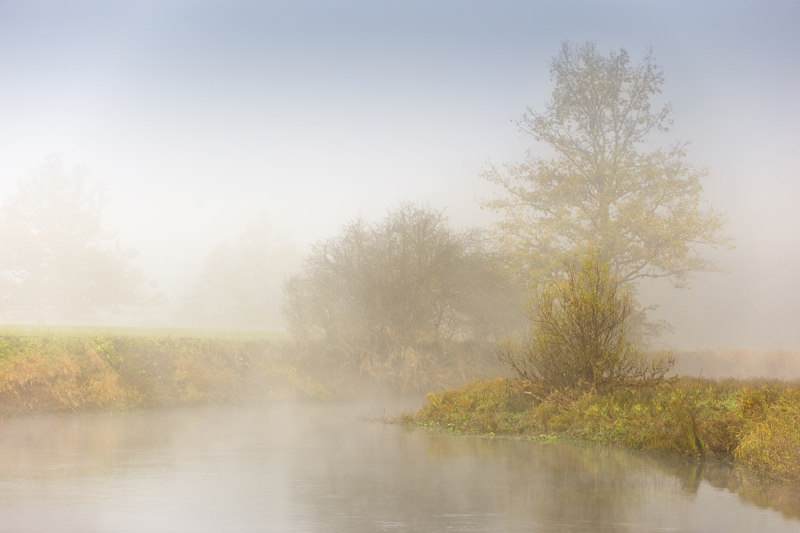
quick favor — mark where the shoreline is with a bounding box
[0,332,335,417]
[402,376,800,483]
[3,329,800,486]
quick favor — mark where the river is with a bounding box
[0,399,797,532]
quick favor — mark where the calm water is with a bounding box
[0,400,798,532]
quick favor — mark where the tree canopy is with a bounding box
[481,41,731,288]
[0,157,152,322]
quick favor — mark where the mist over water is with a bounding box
[1,401,798,532]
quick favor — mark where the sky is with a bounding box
[1,0,799,349]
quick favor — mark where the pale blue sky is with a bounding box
[1,0,799,348]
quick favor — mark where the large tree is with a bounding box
[0,157,151,323]
[481,41,731,288]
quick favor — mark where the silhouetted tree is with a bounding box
[179,217,301,329]
[481,41,731,288]
[283,203,521,389]
[0,156,151,323]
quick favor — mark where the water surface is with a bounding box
[0,400,797,532]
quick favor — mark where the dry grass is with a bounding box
[405,376,800,482]
[0,336,131,414]
[0,332,330,416]
[0,328,503,416]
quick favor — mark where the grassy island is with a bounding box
[403,377,800,482]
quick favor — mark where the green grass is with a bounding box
[404,377,800,482]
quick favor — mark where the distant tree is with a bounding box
[179,217,302,330]
[498,250,675,391]
[0,156,151,322]
[283,202,521,389]
[481,41,731,288]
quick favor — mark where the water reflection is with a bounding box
[0,401,797,532]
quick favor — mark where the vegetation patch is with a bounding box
[284,202,522,392]
[404,377,800,482]
[0,331,331,417]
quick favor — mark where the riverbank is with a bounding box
[0,329,338,417]
[403,377,800,482]
[0,326,508,417]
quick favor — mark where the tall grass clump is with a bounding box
[734,385,800,481]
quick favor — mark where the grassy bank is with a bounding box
[0,330,332,417]
[404,377,800,482]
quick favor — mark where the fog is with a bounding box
[1,1,799,350]
[6,401,800,531]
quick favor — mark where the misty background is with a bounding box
[0,0,798,350]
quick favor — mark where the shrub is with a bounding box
[499,250,674,391]
[283,202,522,390]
